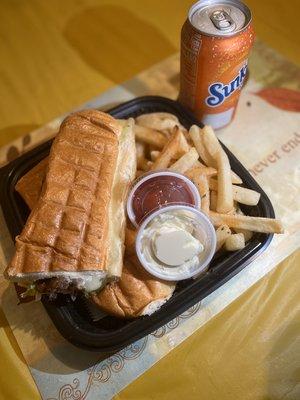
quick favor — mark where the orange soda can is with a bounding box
[179,0,255,129]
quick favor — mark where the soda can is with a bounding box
[179,0,255,129]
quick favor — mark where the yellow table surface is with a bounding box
[0,1,299,399]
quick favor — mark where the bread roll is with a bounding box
[106,119,136,279]
[92,255,175,318]
[6,110,121,294]
[15,157,48,210]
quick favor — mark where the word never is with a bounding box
[250,132,300,176]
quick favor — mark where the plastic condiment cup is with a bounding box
[127,171,201,228]
[135,205,216,281]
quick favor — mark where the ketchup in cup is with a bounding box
[127,171,201,227]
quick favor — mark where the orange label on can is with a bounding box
[179,22,255,129]
[206,64,248,107]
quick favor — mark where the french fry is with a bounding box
[191,125,242,184]
[140,160,153,171]
[151,127,188,170]
[138,159,147,170]
[177,127,190,156]
[185,165,217,179]
[135,141,153,171]
[225,233,245,251]
[150,150,160,161]
[232,184,260,206]
[209,211,284,234]
[136,141,146,158]
[192,160,206,168]
[134,124,167,149]
[201,125,221,159]
[209,178,261,206]
[169,147,199,174]
[189,125,214,166]
[136,142,146,170]
[233,207,254,241]
[216,150,234,213]
[215,224,231,251]
[231,171,243,185]
[147,160,153,170]
[187,159,241,186]
[201,126,233,213]
[189,125,243,185]
[210,190,218,211]
[125,228,137,256]
[182,128,193,145]
[191,173,210,214]
[189,160,208,172]
[136,112,185,134]
[234,228,253,242]
[136,170,145,177]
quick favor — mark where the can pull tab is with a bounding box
[210,9,236,32]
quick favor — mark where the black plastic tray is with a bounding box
[0,96,274,352]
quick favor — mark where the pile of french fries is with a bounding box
[132,112,284,253]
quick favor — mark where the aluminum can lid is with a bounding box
[189,0,252,37]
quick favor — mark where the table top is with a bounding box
[0,1,299,400]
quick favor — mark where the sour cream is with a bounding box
[143,213,204,273]
[136,205,217,281]
[153,227,203,267]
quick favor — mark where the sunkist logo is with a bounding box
[205,64,248,107]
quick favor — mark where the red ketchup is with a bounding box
[127,171,200,226]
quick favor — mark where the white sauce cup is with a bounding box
[135,205,216,281]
